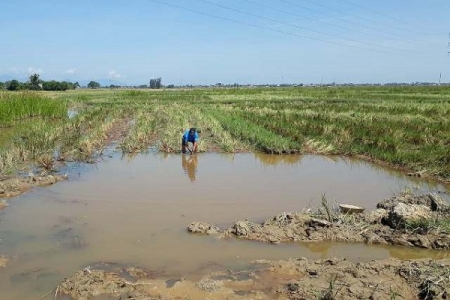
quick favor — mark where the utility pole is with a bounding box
[447,32,450,57]
[448,32,450,56]
[447,33,450,84]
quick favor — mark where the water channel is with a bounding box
[0,152,448,299]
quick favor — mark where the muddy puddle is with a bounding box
[0,153,448,299]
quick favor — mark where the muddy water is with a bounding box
[0,153,448,300]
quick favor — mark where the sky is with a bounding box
[1,0,450,86]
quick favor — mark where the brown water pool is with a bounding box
[0,153,448,299]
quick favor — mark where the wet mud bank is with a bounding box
[58,258,450,300]
[188,193,450,250]
[0,173,67,199]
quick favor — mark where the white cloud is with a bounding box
[28,67,43,75]
[108,70,124,79]
[65,68,76,75]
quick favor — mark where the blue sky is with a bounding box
[1,0,450,85]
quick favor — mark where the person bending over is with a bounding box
[182,127,199,154]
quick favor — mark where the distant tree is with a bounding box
[167,84,175,89]
[29,73,42,90]
[43,81,57,91]
[7,79,20,91]
[156,77,162,89]
[74,82,80,89]
[42,80,74,91]
[149,77,162,89]
[87,81,100,89]
[0,82,4,90]
[61,81,72,90]
[21,82,31,90]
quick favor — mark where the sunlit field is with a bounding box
[0,86,449,181]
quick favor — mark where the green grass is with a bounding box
[405,217,450,235]
[0,92,67,127]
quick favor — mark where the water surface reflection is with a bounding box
[182,154,198,182]
[254,153,303,166]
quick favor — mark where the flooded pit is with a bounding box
[0,153,448,300]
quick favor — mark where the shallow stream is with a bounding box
[0,153,448,299]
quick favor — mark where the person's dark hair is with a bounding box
[189,128,196,133]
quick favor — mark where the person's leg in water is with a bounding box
[182,138,188,154]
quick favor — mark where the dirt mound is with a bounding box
[188,193,450,249]
[57,258,450,300]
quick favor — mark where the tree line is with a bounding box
[0,74,80,91]
[0,74,166,91]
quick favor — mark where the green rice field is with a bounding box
[0,86,449,181]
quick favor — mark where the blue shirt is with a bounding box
[183,130,199,143]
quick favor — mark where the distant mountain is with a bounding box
[76,79,127,87]
[0,74,27,82]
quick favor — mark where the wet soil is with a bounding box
[104,119,132,145]
[351,153,450,185]
[0,256,8,268]
[58,258,450,300]
[188,193,450,250]
[199,128,224,153]
[0,173,67,198]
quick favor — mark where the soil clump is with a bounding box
[188,193,450,250]
[0,255,8,267]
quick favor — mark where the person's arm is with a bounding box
[193,132,199,152]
